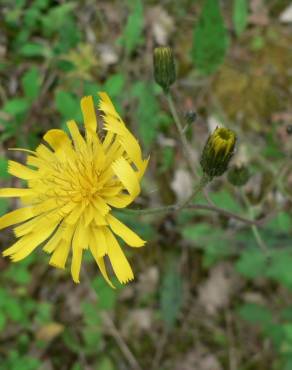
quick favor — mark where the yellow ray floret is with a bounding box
[1,92,148,286]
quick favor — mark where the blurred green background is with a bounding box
[0,0,291,369]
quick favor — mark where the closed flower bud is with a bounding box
[286,124,292,135]
[227,164,250,187]
[200,127,236,178]
[184,110,197,124]
[153,46,176,93]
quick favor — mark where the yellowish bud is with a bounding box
[153,46,176,93]
[200,127,236,178]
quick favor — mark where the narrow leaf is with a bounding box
[192,0,229,75]
[233,0,248,36]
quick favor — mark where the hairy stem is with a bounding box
[166,92,198,178]
[240,189,269,255]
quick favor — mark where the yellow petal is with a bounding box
[43,226,63,253]
[92,196,111,216]
[105,194,133,208]
[98,92,117,115]
[35,144,55,162]
[0,207,34,231]
[91,226,107,257]
[14,210,61,238]
[111,157,140,198]
[4,220,59,260]
[83,204,95,227]
[80,96,98,142]
[8,161,39,180]
[99,92,146,171]
[49,239,71,269]
[71,242,83,283]
[105,228,134,284]
[93,210,108,226]
[0,188,35,197]
[26,155,45,169]
[72,216,89,249]
[71,221,86,283]
[43,129,72,152]
[64,204,85,225]
[107,214,145,247]
[89,243,115,288]
[14,214,42,238]
[67,120,86,151]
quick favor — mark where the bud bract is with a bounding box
[153,46,176,93]
[200,127,236,178]
[227,164,250,187]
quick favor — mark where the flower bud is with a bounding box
[286,124,292,135]
[227,164,250,187]
[153,46,176,93]
[184,111,197,124]
[200,127,236,178]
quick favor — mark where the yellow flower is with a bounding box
[0,92,149,287]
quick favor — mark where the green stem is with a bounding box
[122,204,176,216]
[121,175,209,216]
[177,173,210,210]
[240,189,269,255]
[166,93,198,178]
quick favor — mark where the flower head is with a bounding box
[0,92,149,287]
[200,127,236,178]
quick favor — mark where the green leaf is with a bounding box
[182,223,214,241]
[191,0,229,75]
[266,251,292,288]
[96,356,116,370]
[283,324,292,344]
[0,158,10,179]
[210,190,242,213]
[119,0,144,54]
[23,7,40,29]
[233,0,248,36]
[71,364,82,370]
[35,302,52,324]
[0,197,8,218]
[21,67,41,101]
[5,297,24,322]
[82,302,100,326]
[83,327,102,352]
[19,42,49,57]
[131,81,169,148]
[203,238,233,267]
[3,98,30,116]
[4,264,31,285]
[41,3,76,37]
[55,90,82,121]
[92,277,116,310]
[160,260,183,328]
[235,248,267,279]
[104,74,126,98]
[238,303,273,327]
[0,312,6,332]
[266,212,292,234]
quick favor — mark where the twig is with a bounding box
[121,202,273,227]
[151,329,168,370]
[240,189,270,255]
[83,270,143,370]
[101,313,143,370]
[225,310,238,370]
